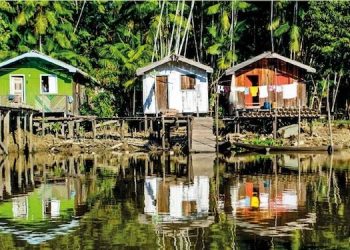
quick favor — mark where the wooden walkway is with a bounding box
[190,117,216,153]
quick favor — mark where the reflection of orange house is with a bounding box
[229,176,307,223]
[225,52,316,109]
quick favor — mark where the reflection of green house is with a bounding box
[0,184,77,245]
[0,50,93,115]
[0,184,75,222]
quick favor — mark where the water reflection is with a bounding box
[0,152,349,249]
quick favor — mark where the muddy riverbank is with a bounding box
[227,122,350,149]
[5,121,350,154]
[7,131,154,154]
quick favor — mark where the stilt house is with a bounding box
[225,52,316,110]
[136,54,213,115]
[0,50,93,115]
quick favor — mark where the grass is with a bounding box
[244,136,284,146]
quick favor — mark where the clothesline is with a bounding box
[219,82,298,99]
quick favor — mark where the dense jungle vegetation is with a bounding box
[0,0,349,116]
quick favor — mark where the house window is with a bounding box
[181,75,196,90]
[41,75,57,94]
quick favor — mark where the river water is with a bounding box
[0,152,349,249]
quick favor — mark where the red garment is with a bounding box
[245,182,253,197]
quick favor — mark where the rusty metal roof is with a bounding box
[225,52,316,75]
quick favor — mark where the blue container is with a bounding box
[263,102,271,110]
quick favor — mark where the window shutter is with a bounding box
[48,75,57,94]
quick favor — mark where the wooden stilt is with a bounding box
[309,120,313,136]
[17,114,22,151]
[121,120,125,141]
[92,119,96,140]
[68,121,74,139]
[150,119,153,132]
[298,100,301,146]
[76,121,80,139]
[29,153,34,184]
[3,111,10,154]
[144,115,148,133]
[4,157,11,195]
[161,115,165,150]
[187,116,192,152]
[0,158,3,197]
[42,95,45,136]
[23,113,27,151]
[273,111,277,139]
[0,111,3,153]
[61,120,66,137]
[29,113,33,153]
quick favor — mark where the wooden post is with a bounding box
[326,77,334,153]
[144,115,148,133]
[76,121,80,139]
[150,119,153,136]
[0,111,2,144]
[161,115,165,150]
[42,95,45,136]
[309,120,313,136]
[92,120,96,140]
[121,120,125,141]
[187,116,192,152]
[29,113,33,153]
[298,100,301,146]
[273,110,277,140]
[0,159,3,197]
[23,113,27,150]
[16,114,22,151]
[3,111,10,154]
[133,86,136,116]
[68,121,74,139]
[215,92,219,152]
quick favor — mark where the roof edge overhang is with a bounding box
[136,54,213,76]
[225,52,316,75]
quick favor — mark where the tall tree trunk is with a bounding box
[270,0,274,52]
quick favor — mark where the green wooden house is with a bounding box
[0,50,92,115]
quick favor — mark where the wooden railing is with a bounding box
[35,95,74,113]
[0,95,74,113]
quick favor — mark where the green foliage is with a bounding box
[274,22,290,37]
[80,91,114,118]
[0,0,349,115]
[245,136,283,146]
[207,3,221,15]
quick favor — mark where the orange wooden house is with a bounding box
[225,52,316,110]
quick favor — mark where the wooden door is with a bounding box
[156,76,168,112]
[10,76,24,103]
[245,75,259,107]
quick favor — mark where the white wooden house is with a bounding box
[136,54,213,115]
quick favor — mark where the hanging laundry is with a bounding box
[234,86,246,92]
[244,87,250,95]
[250,86,259,97]
[259,85,268,98]
[217,85,224,93]
[245,182,253,197]
[282,83,297,99]
[276,85,283,93]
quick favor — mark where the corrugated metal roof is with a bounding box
[0,50,94,80]
[225,52,316,75]
[136,54,213,76]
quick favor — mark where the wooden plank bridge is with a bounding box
[190,117,216,153]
